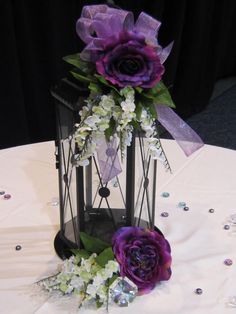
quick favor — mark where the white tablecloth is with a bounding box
[0,140,236,314]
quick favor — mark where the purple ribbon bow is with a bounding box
[76,4,173,62]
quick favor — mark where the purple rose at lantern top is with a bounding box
[76,5,173,88]
[95,31,165,88]
[112,226,172,295]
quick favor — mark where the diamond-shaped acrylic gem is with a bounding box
[229,214,236,224]
[178,201,186,208]
[226,296,236,308]
[110,277,138,307]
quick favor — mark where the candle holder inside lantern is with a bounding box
[52,78,158,259]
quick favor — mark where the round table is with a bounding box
[0,140,236,313]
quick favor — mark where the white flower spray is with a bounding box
[73,86,170,170]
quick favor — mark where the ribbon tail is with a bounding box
[156,104,204,156]
[97,138,122,184]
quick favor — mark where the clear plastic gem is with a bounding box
[111,178,119,188]
[226,296,236,308]
[110,277,138,307]
[50,197,59,206]
[229,214,236,224]
[161,192,170,198]
[178,202,186,208]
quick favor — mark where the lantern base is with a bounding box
[54,218,163,260]
[54,231,78,260]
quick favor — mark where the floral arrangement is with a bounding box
[39,227,171,309]
[64,4,175,172]
[39,3,203,311]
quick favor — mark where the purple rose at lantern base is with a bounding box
[112,226,172,295]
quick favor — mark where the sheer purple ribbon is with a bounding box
[96,138,122,184]
[98,107,204,183]
[156,105,204,156]
[76,5,173,62]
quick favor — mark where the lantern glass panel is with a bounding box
[52,79,158,258]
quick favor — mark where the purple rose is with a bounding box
[112,226,172,295]
[76,5,173,87]
[96,31,164,88]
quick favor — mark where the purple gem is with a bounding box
[161,212,169,217]
[224,259,233,266]
[195,288,203,295]
[3,194,11,200]
[0,191,5,195]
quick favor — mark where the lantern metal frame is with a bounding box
[52,78,158,259]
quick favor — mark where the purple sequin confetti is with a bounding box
[161,212,169,217]
[208,208,214,213]
[15,245,22,251]
[3,194,11,200]
[224,259,233,266]
[195,288,203,295]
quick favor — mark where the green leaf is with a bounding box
[70,249,90,259]
[104,118,116,141]
[94,74,120,94]
[135,86,143,94]
[88,82,102,94]
[80,232,110,254]
[63,53,95,74]
[96,300,103,309]
[145,81,175,108]
[70,71,93,84]
[135,102,143,121]
[95,247,114,267]
[148,103,157,119]
[130,119,140,130]
[108,274,118,287]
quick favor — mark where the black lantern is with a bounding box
[52,78,158,259]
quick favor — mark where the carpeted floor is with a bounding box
[161,77,236,150]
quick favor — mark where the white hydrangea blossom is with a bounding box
[139,107,166,163]
[39,253,120,309]
[73,89,137,164]
[73,86,168,167]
